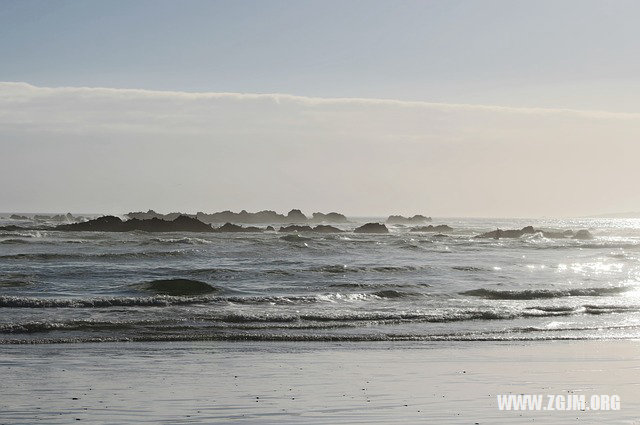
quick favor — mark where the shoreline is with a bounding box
[2,339,639,424]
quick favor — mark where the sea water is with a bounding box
[1,216,640,344]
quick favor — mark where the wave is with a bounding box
[583,304,640,314]
[0,295,213,308]
[280,234,312,242]
[328,282,423,289]
[0,280,31,287]
[311,264,421,274]
[311,265,364,273]
[0,294,325,309]
[142,237,212,245]
[7,328,639,344]
[0,319,146,334]
[3,307,640,344]
[461,285,634,300]
[0,250,190,261]
[451,266,489,272]
[530,242,640,251]
[525,305,577,312]
[0,238,32,244]
[371,289,420,299]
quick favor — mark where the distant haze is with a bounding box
[1,82,639,218]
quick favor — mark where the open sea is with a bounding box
[2,216,640,344]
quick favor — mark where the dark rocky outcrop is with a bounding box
[196,210,280,224]
[410,224,453,233]
[574,229,593,240]
[0,225,27,231]
[134,278,217,296]
[33,213,78,223]
[286,209,308,223]
[310,212,348,223]
[279,225,314,233]
[540,230,575,239]
[387,215,432,225]
[126,210,189,221]
[475,226,536,239]
[213,223,264,233]
[130,209,347,224]
[312,225,343,233]
[9,214,29,220]
[279,224,344,233]
[476,226,594,240]
[56,215,213,232]
[197,209,310,224]
[354,223,389,234]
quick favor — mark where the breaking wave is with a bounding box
[461,285,634,300]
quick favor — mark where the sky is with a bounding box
[1,0,640,217]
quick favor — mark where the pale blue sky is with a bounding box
[2,0,640,111]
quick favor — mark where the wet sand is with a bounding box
[1,340,639,424]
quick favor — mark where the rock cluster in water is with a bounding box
[475,226,593,240]
[213,223,264,233]
[9,213,86,222]
[125,209,348,224]
[57,215,214,233]
[410,224,453,233]
[279,225,343,233]
[354,223,389,234]
[5,212,593,240]
[386,215,432,225]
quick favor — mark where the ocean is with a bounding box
[2,216,640,345]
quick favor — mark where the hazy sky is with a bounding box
[2,0,640,217]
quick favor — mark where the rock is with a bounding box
[311,212,348,223]
[265,226,275,232]
[354,223,389,234]
[214,223,263,233]
[135,278,217,296]
[197,210,284,224]
[137,209,350,224]
[9,214,29,220]
[410,224,453,233]
[57,215,124,231]
[56,215,213,232]
[475,226,536,239]
[279,225,313,233]
[127,210,191,221]
[312,225,343,233]
[50,213,75,222]
[540,230,574,239]
[387,215,432,225]
[574,229,593,240]
[286,209,308,223]
[279,224,343,233]
[0,225,27,231]
[477,226,593,240]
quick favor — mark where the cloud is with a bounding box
[1,82,639,216]
[2,81,639,119]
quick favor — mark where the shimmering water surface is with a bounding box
[2,216,640,344]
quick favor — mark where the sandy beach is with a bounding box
[1,339,638,424]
